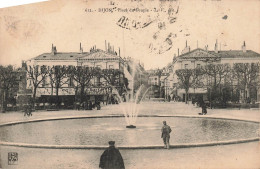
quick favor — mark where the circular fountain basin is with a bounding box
[0,116,258,148]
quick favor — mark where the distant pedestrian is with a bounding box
[24,104,32,116]
[201,103,207,115]
[161,121,172,149]
[99,141,125,169]
[88,101,93,110]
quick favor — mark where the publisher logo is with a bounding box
[8,152,18,165]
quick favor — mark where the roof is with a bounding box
[178,48,219,59]
[208,50,260,59]
[177,48,260,60]
[33,52,89,60]
[79,49,122,60]
[31,49,124,61]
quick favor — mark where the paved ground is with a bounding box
[1,102,259,123]
[0,102,259,169]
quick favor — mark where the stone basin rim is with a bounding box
[0,115,259,149]
[0,138,259,149]
[0,114,259,127]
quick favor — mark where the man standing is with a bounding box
[99,141,125,169]
[161,121,172,149]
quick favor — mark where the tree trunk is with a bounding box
[55,83,59,108]
[1,89,6,113]
[80,85,85,103]
[185,89,188,104]
[32,86,37,109]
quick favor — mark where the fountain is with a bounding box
[111,65,152,129]
[111,85,145,129]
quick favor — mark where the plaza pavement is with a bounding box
[0,102,259,169]
[0,102,259,124]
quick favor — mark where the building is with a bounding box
[170,40,260,102]
[20,43,133,108]
[147,68,170,98]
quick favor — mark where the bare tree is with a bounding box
[176,68,203,104]
[26,65,48,107]
[68,66,98,103]
[102,69,123,86]
[48,65,68,107]
[233,63,259,103]
[202,64,231,106]
[0,65,20,112]
[203,64,231,89]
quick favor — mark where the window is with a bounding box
[68,77,74,87]
[96,65,101,68]
[197,64,201,68]
[184,64,188,69]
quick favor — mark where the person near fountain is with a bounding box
[99,141,125,169]
[161,121,172,149]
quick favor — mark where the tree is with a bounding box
[102,69,123,86]
[156,69,163,98]
[26,65,48,107]
[68,66,98,103]
[176,68,203,104]
[48,65,68,107]
[0,65,20,112]
[202,64,231,107]
[102,69,125,95]
[233,63,259,103]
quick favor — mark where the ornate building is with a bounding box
[19,43,134,108]
[169,41,260,102]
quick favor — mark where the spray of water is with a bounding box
[109,60,151,127]
[110,84,145,126]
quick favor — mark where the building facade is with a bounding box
[20,43,134,108]
[169,41,260,103]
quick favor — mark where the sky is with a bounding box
[0,0,259,69]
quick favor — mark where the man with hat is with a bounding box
[161,121,172,149]
[99,141,125,169]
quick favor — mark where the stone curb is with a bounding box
[0,114,259,127]
[0,138,259,149]
[0,115,259,150]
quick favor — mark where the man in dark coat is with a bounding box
[161,121,172,149]
[99,141,125,169]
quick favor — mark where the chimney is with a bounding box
[242,41,246,52]
[80,42,83,53]
[105,40,107,52]
[214,39,218,53]
[181,40,190,54]
[205,45,208,51]
[119,47,121,56]
[51,44,57,55]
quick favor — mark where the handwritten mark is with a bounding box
[117,16,153,30]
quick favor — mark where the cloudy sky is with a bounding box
[0,0,259,69]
